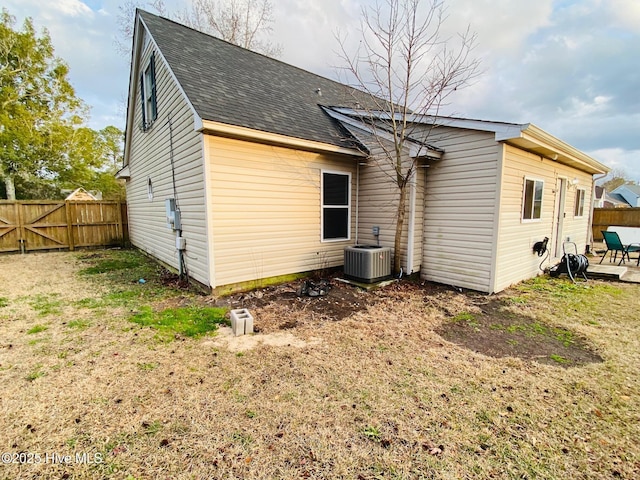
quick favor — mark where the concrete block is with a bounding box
[244,312,254,334]
[230,308,254,336]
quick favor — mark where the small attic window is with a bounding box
[140,53,158,131]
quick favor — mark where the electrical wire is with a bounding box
[166,113,187,281]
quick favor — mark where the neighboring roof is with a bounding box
[65,188,97,201]
[137,10,380,150]
[605,192,631,207]
[595,185,605,200]
[613,184,640,196]
[611,184,640,207]
[327,109,609,175]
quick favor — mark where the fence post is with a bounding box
[116,201,124,247]
[65,201,75,251]
[16,202,25,253]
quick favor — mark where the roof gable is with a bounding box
[136,10,377,150]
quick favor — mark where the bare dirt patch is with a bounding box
[434,295,603,367]
[210,277,602,367]
[211,277,377,333]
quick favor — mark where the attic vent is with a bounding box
[316,88,322,96]
[344,245,391,283]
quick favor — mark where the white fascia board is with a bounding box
[519,125,610,174]
[415,116,527,138]
[409,144,437,158]
[199,119,366,157]
[115,165,130,180]
[138,19,201,130]
[322,107,441,160]
[330,108,528,139]
[123,13,202,166]
[122,14,144,167]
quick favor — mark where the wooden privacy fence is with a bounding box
[0,201,128,253]
[592,208,640,242]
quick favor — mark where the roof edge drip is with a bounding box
[199,119,366,157]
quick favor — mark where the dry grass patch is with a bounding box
[0,250,638,479]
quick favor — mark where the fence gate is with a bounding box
[0,203,20,253]
[0,201,127,253]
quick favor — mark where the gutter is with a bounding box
[588,173,609,251]
[199,119,366,157]
[499,124,610,175]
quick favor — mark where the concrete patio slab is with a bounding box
[587,264,628,280]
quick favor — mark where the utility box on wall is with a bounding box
[344,245,392,283]
[165,198,181,230]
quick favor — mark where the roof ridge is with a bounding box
[137,9,363,94]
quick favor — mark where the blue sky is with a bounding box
[4,0,640,181]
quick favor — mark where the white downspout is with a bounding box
[355,161,360,244]
[406,168,417,274]
[588,173,608,252]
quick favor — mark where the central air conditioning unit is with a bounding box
[344,245,392,283]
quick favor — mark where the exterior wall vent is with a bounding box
[344,245,392,283]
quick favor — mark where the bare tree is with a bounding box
[115,0,281,57]
[336,0,480,275]
[601,168,634,192]
[175,0,281,56]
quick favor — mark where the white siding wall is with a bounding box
[125,37,209,285]
[493,144,593,292]
[418,127,500,292]
[205,135,358,287]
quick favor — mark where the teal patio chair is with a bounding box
[600,230,640,265]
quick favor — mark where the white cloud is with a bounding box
[2,0,638,180]
[589,148,640,180]
[608,0,640,31]
[53,0,94,17]
[273,0,362,76]
[445,0,554,55]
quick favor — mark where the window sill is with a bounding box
[321,237,351,243]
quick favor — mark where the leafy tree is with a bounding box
[98,125,125,171]
[337,0,479,274]
[116,0,281,57]
[0,8,85,200]
[91,126,126,200]
[0,10,124,201]
[46,125,125,200]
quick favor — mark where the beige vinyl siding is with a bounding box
[493,144,593,292]
[418,127,500,292]
[356,153,423,273]
[126,34,209,285]
[205,135,357,287]
[335,124,422,274]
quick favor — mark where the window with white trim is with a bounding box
[522,178,543,221]
[140,53,157,130]
[574,188,585,217]
[322,171,350,241]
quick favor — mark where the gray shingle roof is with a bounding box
[139,10,378,150]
